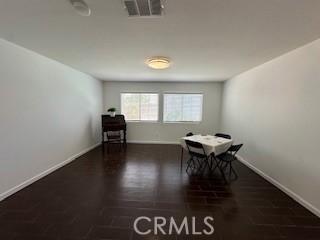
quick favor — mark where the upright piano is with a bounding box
[101,114,127,152]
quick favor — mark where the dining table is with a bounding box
[180,134,233,178]
[181,134,233,156]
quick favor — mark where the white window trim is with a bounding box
[162,92,204,123]
[120,92,160,123]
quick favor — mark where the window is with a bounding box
[163,93,203,122]
[121,93,159,121]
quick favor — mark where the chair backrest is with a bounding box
[215,133,232,139]
[185,140,206,157]
[228,144,243,156]
[186,132,194,137]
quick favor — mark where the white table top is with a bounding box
[181,135,233,156]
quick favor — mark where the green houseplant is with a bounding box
[107,107,117,117]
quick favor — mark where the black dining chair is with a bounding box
[215,133,232,139]
[106,130,123,153]
[180,132,195,170]
[216,144,243,179]
[184,140,209,174]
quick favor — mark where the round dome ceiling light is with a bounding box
[70,0,91,17]
[146,56,171,70]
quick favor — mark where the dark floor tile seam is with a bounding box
[289,215,320,221]
[232,185,276,189]
[100,206,185,214]
[83,225,95,239]
[128,230,134,240]
[200,189,232,193]
[42,223,59,237]
[0,219,38,225]
[108,217,117,227]
[101,202,179,211]
[102,197,157,202]
[291,226,320,229]
[187,188,228,193]
[289,207,319,218]
[98,207,106,215]
[90,225,134,231]
[257,207,296,216]
[283,218,320,229]
[186,190,224,195]
[233,195,279,201]
[248,217,297,227]
[204,197,209,205]
[252,223,297,228]
[104,200,156,207]
[221,206,262,216]
[271,203,297,208]
[185,195,216,201]
[85,225,95,239]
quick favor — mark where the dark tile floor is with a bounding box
[0,144,319,240]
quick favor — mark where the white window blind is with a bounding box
[121,93,159,121]
[163,93,203,122]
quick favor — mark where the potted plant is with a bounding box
[107,107,117,117]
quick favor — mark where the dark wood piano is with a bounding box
[101,114,127,152]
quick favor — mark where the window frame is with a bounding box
[120,92,160,123]
[162,92,204,124]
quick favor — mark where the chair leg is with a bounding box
[186,157,193,172]
[208,157,213,169]
[102,132,105,154]
[180,148,184,171]
[210,155,218,172]
[196,157,202,168]
[217,159,227,183]
[186,157,199,174]
[221,162,227,171]
[196,158,204,174]
[202,157,210,173]
[210,157,219,173]
[230,163,238,179]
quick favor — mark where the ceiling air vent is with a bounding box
[123,0,164,17]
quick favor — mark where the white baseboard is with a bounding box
[237,155,320,218]
[127,140,179,145]
[0,143,100,202]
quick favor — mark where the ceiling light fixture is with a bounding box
[70,0,91,17]
[146,56,171,70]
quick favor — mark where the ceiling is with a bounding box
[1,0,320,82]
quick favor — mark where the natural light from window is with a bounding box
[163,93,203,122]
[121,93,159,121]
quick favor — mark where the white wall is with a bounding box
[0,38,103,199]
[103,81,223,143]
[221,39,320,215]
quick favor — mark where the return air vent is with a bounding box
[123,0,164,17]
